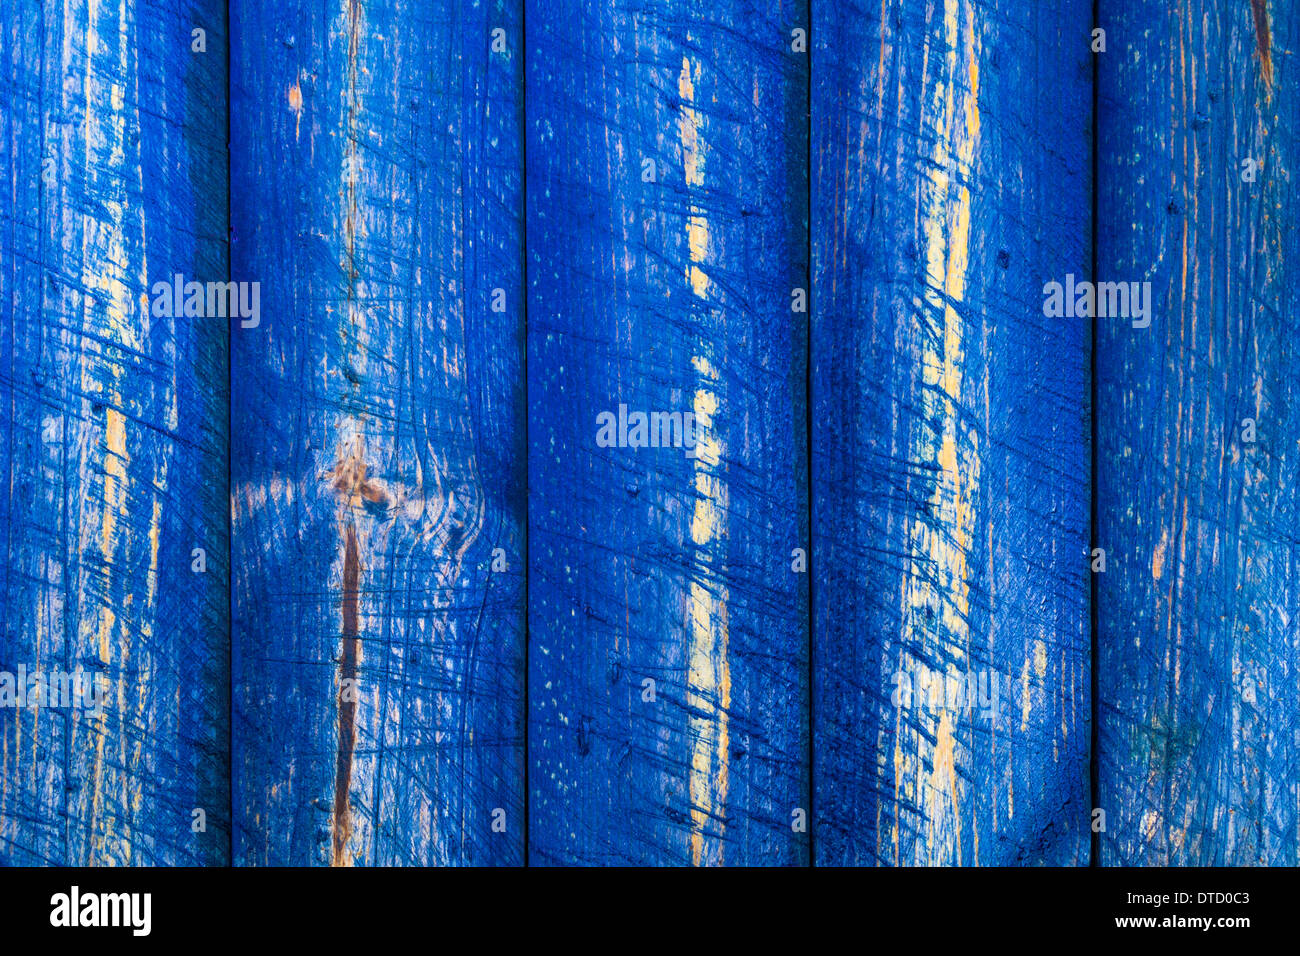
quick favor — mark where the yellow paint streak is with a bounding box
[147,497,162,609]
[679,58,710,297]
[101,408,129,562]
[678,57,703,187]
[686,377,730,866]
[687,216,710,296]
[679,52,730,867]
[78,0,147,862]
[288,81,304,141]
[930,711,960,858]
[897,0,983,865]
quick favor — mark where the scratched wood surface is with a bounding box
[1096,0,1300,866]
[230,0,526,865]
[811,0,1093,865]
[526,0,810,865]
[0,2,230,865]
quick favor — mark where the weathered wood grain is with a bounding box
[811,0,1093,865]
[526,0,810,865]
[0,1,230,865]
[231,0,526,865]
[1096,0,1300,865]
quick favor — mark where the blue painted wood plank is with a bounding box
[0,1,230,865]
[526,0,810,866]
[811,0,1093,865]
[231,0,526,865]
[1096,0,1300,865]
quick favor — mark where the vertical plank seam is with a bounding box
[806,1,815,869]
[1089,0,1101,869]
[521,0,530,869]
[225,0,235,870]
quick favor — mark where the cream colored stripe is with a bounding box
[894,0,982,865]
[678,54,731,867]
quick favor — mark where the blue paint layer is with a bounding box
[1096,0,1300,866]
[5,0,1292,873]
[526,0,810,866]
[0,1,230,865]
[811,0,1093,865]
[231,0,526,865]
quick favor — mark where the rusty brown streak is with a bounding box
[1250,0,1272,88]
[331,522,362,865]
[328,456,388,864]
[330,0,365,868]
